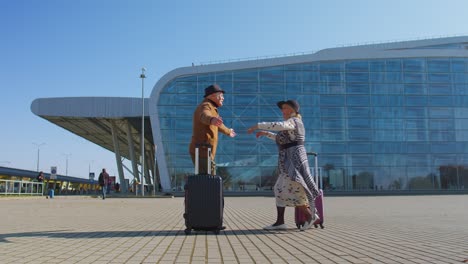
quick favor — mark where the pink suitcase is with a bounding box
[295,152,324,229]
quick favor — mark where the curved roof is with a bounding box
[31,97,152,160]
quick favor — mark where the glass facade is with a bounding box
[157,57,468,192]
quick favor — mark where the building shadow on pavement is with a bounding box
[0,228,293,242]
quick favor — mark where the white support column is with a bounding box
[126,121,140,182]
[110,120,126,193]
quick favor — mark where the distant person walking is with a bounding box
[36,171,44,194]
[98,168,109,200]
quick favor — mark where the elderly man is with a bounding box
[189,84,236,175]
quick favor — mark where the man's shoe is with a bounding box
[263,224,288,230]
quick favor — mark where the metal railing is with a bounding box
[0,179,44,196]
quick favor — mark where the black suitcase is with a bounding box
[184,146,224,235]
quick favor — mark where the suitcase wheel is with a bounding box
[214,229,220,235]
[184,228,192,235]
[320,224,324,229]
[314,224,318,228]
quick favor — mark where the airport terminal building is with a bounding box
[32,36,468,194]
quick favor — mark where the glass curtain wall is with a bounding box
[158,57,468,192]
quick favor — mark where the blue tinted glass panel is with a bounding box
[322,119,345,129]
[198,74,215,82]
[233,95,257,105]
[405,108,426,118]
[347,95,370,106]
[348,143,372,153]
[405,96,426,106]
[159,106,176,117]
[215,72,232,81]
[370,60,385,71]
[258,94,285,105]
[346,61,369,72]
[233,70,258,81]
[451,59,466,72]
[346,72,369,83]
[285,83,302,94]
[429,119,454,130]
[285,71,302,82]
[374,119,404,129]
[386,72,402,83]
[348,119,371,129]
[373,142,406,153]
[320,82,345,94]
[176,94,198,105]
[299,95,320,106]
[406,130,427,141]
[403,59,425,72]
[404,84,426,95]
[406,155,430,166]
[430,131,455,141]
[387,95,404,106]
[302,118,321,129]
[322,130,345,141]
[454,96,468,107]
[176,82,197,93]
[427,59,450,72]
[429,108,453,118]
[455,119,468,129]
[158,94,175,105]
[259,67,284,82]
[302,63,319,71]
[428,96,453,107]
[374,130,404,141]
[320,62,343,72]
[404,73,425,83]
[348,130,372,141]
[321,107,345,118]
[453,74,468,84]
[176,106,196,117]
[321,155,346,166]
[233,82,257,93]
[302,83,320,94]
[320,72,343,82]
[259,83,284,93]
[322,143,347,153]
[428,84,451,95]
[406,143,430,153]
[320,95,345,106]
[370,72,385,83]
[348,107,370,117]
[284,64,302,71]
[431,142,457,153]
[386,60,402,71]
[404,119,426,129]
[303,71,320,82]
[428,73,451,83]
[346,83,370,94]
[351,155,373,166]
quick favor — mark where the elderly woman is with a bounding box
[247,100,320,231]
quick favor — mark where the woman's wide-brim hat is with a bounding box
[204,84,225,97]
[277,100,300,113]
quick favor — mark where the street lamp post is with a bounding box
[140,67,146,197]
[62,153,71,176]
[33,142,46,172]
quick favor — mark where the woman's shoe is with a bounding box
[263,224,288,230]
[300,214,320,231]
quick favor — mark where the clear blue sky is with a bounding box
[1,0,468,179]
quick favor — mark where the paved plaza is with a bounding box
[0,195,467,264]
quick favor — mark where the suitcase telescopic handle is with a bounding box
[195,143,212,175]
[307,152,320,189]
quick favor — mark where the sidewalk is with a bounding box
[0,195,467,263]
